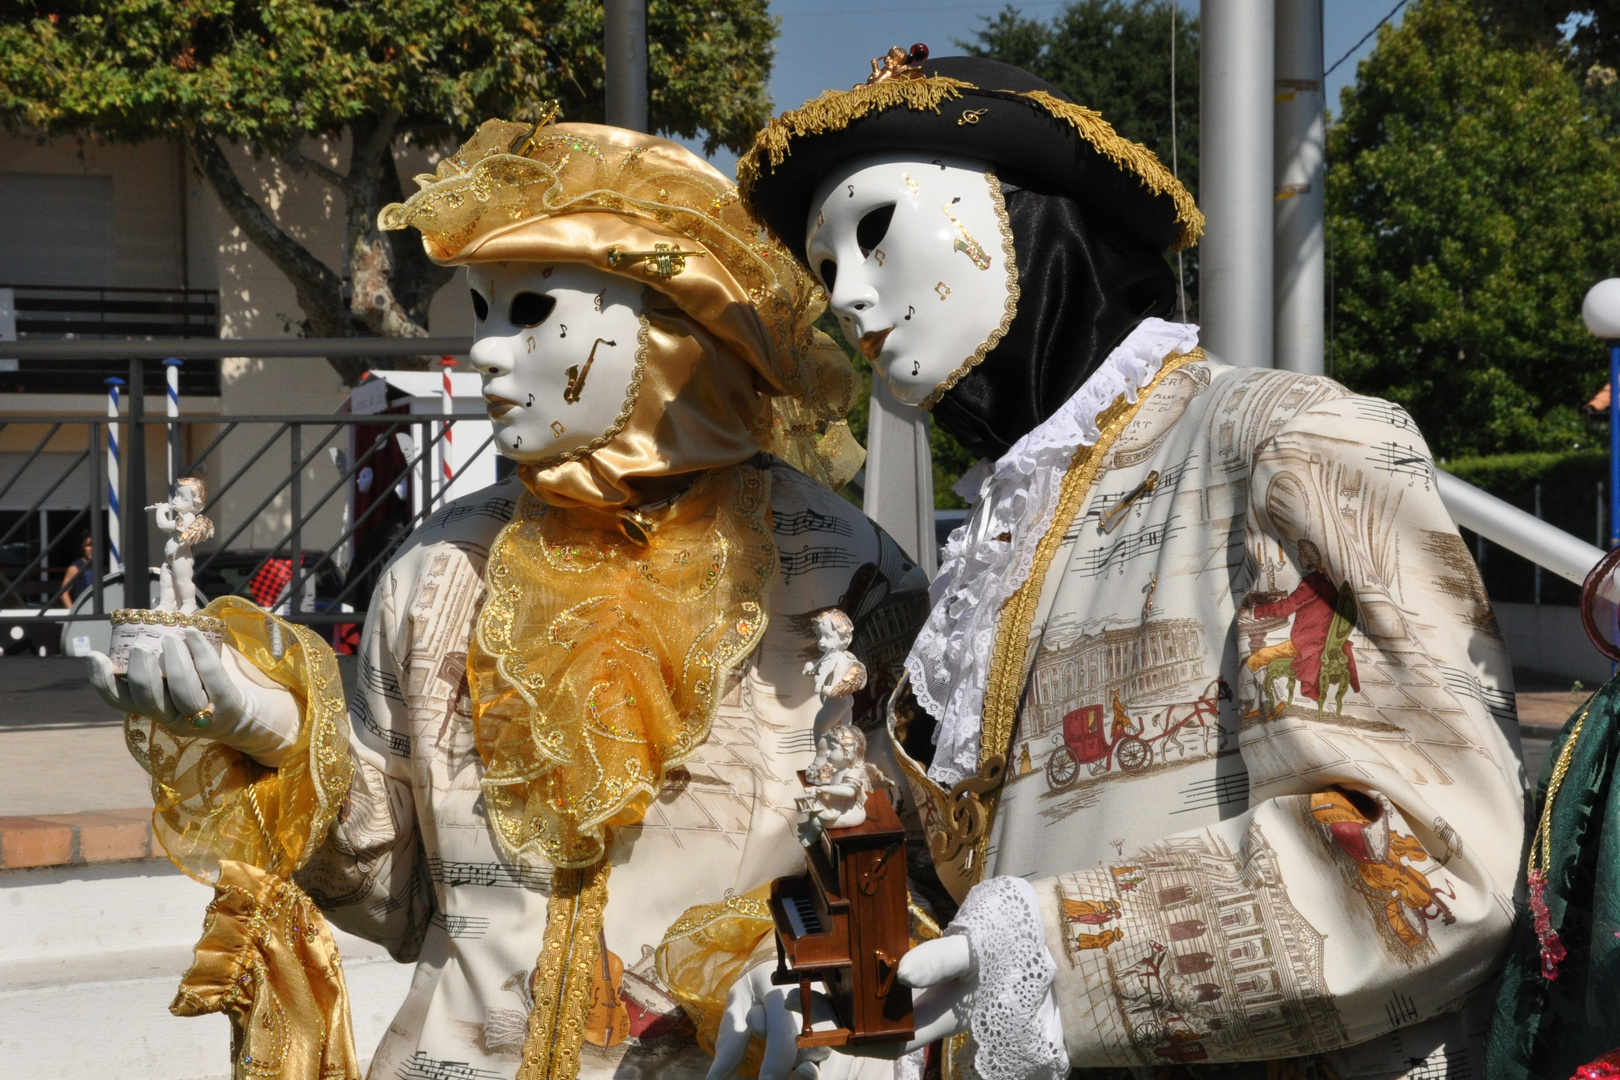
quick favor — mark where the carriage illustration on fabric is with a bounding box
[1044,678,1229,791]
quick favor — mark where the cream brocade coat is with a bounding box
[926,356,1525,1077]
[292,460,929,1080]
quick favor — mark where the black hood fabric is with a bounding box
[929,179,1179,461]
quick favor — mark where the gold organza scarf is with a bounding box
[470,462,774,1079]
[126,597,357,1080]
[471,461,775,869]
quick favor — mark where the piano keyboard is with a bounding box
[784,894,823,938]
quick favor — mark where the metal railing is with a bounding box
[0,340,479,651]
[1,337,1616,654]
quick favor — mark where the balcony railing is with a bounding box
[1,284,221,396]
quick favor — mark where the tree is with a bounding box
[960,1,1198,207]
[1327,0,1620,458]
[0,0,776,382]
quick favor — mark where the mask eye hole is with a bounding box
[509,291,557,327]
[470,290,489,321]
[818,259,837,292]
[856,204,895,259]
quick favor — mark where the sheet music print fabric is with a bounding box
[976,362,1525,1078]
[293,463,928,1079]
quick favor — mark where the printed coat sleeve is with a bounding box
[294,568,434,962]
[1032,394,1525,1065]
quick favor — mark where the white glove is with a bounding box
[88,627,302,767]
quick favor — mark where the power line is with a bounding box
[1325,0,1408,77]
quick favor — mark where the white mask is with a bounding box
[805,153,1018,408]
[467,263,646,463]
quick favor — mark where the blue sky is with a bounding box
[679,0,1408,173]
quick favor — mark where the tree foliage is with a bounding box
[1327,0,1620,458]
[959,0,1197,201]
[0,0,776,381]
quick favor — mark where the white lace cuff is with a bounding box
[948,876,1068,1080]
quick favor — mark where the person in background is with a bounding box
[57,533,93,608]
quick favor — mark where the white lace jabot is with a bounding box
[905,317,1201,788]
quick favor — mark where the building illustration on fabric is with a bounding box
[1022,618,1230,791]
[1054,824,1347,1064]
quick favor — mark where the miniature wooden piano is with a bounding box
[769,784,914,1049]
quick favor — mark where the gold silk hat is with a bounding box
[380,117,863,509]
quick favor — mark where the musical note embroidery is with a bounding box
[563,337,616,404]
[848,184,855,197]
[935,281,952,300]
[778,546,859,581]
[912,361,921,376]
[525,335,536,353]
[558,324,567,338]
[593,291,604,312]
[550,421,565,438]
[874,248,886,266]
[904,305,915,321]
[397,1052,507,1080]
[773,508,855,538]
[942,205,991,269]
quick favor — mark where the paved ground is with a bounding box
[0,656,1571,817]
[0,657,151,816]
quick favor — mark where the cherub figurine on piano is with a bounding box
[770,721,915,1049]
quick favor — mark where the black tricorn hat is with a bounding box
[737,49,1202,265]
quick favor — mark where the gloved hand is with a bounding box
[707,938,976,1080]
[88,627,301,767]
[712,877,1067,1080]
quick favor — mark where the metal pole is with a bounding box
[125,358,150,609]
[89,421,104,616]
[863,377,937,578]
[604,0,649,132]
[290,425,302,613]
[1534,482,1543,605]
[1610,341,1618,548]
[164,357,182,495]
[1274,0,1325,374]
[1200,0,1276,367]
[103,378,123,574]
[439,357,456,504]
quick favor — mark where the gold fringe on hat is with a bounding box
[736,76,1204,252]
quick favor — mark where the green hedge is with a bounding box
[1441,450,1609,605]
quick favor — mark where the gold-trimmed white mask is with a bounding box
[805,153,1018,409]
[468,263,646,464]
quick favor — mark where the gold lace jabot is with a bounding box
[471,462,776,869]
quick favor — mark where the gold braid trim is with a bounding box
[1019,90,1205,251]
[969,348,1206,878]
[917,171,1021,412]
[736,79,1203,253]
[736,77,976,199]
[520,860,613,1080]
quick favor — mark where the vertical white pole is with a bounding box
[104,377,123,573]
[438,357,455,505]
[863,378,938,578]
[1200,0,1276,367]
[1274,0,1326,375]
[164,357,182,494]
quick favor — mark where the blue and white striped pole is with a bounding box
[104,377,124,573]
[164,358,182,496]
